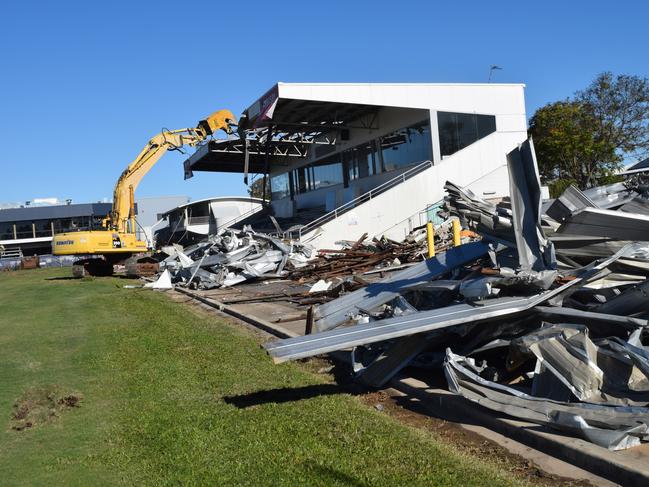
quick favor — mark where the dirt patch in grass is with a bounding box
[10,385,82,431]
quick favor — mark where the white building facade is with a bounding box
[185,82,529,249]
[154,196,263,246]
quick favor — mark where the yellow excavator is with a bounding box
[52,109,237,276]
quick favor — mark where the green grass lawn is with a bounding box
[0,268,526,486]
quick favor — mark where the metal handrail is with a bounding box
[374,199,445,237]
[286,160,434,240]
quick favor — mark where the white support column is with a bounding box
[429,109,441,164]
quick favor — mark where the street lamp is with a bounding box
[488,65,503,82]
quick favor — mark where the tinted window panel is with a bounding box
[272,119,433,200]
[437,111,496,157]
[347,141,377,182]
[0,223,13,239]
[438,111,459,156]
[455,113,477,152]
[296,167,308,193]
[312,162,343,190]
[380,121,433,172]
[270,172,290,200]
[477,114,497,139]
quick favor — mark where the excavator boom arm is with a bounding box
[108,109,236,233]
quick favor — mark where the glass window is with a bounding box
[281,119,432,197]
[168,212,182,228]
[0,222,13,240]
[437,111,496,157]
[35,219,53,237]
[55,218,73,233]
[189,204,209,218]
[477,114,497,139]
[290,160,344,196]
[270,172,290,200]
[15,221,31,238]
[347,141,378,182]
[90,215,105,230]
[379,121,433,172]
[311,161,343,190]
[295,167,309,194]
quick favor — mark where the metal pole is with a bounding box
[452,219,461,247]
[261,125,274,204]
[305,306,314,335]
[243,138,250,186]
[426,222,435,258]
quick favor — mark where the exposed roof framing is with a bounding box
[184,93,382,175]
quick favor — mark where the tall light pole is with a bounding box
[488,65,503,82]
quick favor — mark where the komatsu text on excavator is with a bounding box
[52,109,237,276]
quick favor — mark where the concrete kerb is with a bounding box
[392,376,648,487]
[172,286,298,339]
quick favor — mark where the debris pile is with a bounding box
[442,169,649,263]
[158,227,313,289]
[291,232,433,282]
[150,211,465,290]
[264,140,649,450]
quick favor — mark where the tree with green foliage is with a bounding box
[529,72,649,191]
[529,100,616,189]
[247,176,270,200]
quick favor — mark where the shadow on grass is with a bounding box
[224,383,347,408]
[303,463,369,487]
[44,275,137,281]
[224,360,369,409]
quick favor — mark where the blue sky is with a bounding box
[1,0,647,204]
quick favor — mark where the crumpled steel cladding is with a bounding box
[158,226,313,289]
[264,140,649,450]
[153,222,443,290]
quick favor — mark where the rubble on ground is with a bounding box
[146,138,649,450]
[264,140,649,450]
[150,210,466,291]
[290,228,458,282]
[442,165,649,263]
[156,226,314,290]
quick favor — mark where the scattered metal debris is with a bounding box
[289,231,439,282]
[158,226,313,290]
[145,269,173,290]
[312,241,492,333]
[151,215,458,291]
[263,139,649,450]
